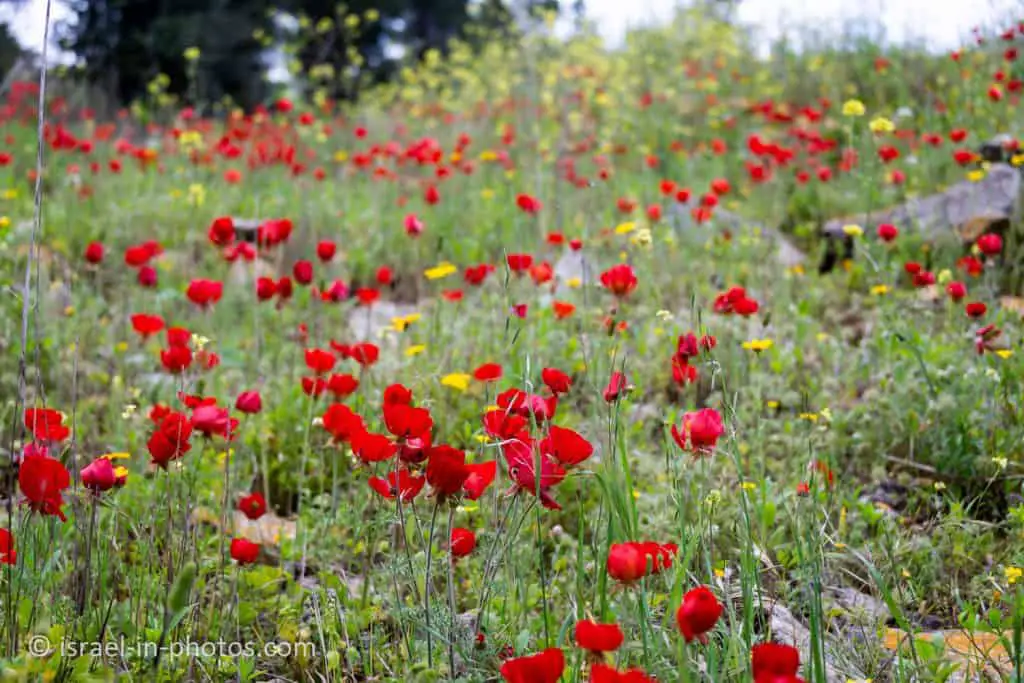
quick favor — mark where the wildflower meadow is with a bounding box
[2,4,1024,682]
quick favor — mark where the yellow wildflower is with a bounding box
[405,345,426,357]
[392,313,422,331]
[842,224,863,238]
[424,262,457,280]
[868,117,894,133]
[615,222,636,235]
[1006,566,1022,585]
[183,47,201,61]
[742,339,773,352]
[102,452,131,460]
[841,99,865,117]
[871,284,890,296]
[441,373,472,391]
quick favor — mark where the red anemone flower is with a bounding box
[575,620,624,653]
[19,453,71,521]
[500,648,565,683]
[238,492,268,520]
[676,586,723,644]
[368,469,426,502]
[449,528,477,558]
[230,538,260,565]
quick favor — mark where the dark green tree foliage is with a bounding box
[43,0,552,108]
[57,0,275,108]
[0,21,22,75]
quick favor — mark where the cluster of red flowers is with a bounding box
[501,578,806,681]
[713,286,759,316]
[671,331,716,386]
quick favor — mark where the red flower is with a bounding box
[463,460,497,499]
[19,453,71,521]
[502,433,565,509]
[352,430,397,463]
[238,492,267,520]
[147,411,193,468]
[671,408,724,454]
[714,286,759,316]
[356,287,380,306]
[913,271,936,288]
[876,223,898,242]
[322,404,366,443]
[600,264,638,298]
[0,528,15,565]
[483,409,528,440]
[317,240,337,262]
[376,266,393,285]
[305,348,336,375]
[124,244,153,267]
[276,277,293,301]
[752,642,802,682]
[235,390,262,414]
[160,346,193,374]
[710,177,730,195]
[426,445,470,496]
[185,279,223,308]
[602,371,629,403]
[293,260,314,285]
[349,342,380,367]
[515,193,543,214]
[957,256,984,277]
[256,277,276,301]
[191,404,236,439]
[23,408,70,442]
[383,383,413,406]
[507,253,534,274]
[473,362,503,382]
[368,469,426,502]
[131,313,165,338]
[230,538,260,565]
[167,327,191,347]
[575,620,624,653]
[327,373,359,398]
[606,542,676,583]
[383,403,433,440]
[424,184,440,205]
[84,241,104,264]
[464,264,493,285]
[450,528,476,558]
[208,216,235,247]
[404,213,424,236]
[977,233,1003,255]
[138,265,158,288]
[302,376,327,397]
[497,389,557,422]
[539,426,594,466]
[676,586,723,643]
[966,301,987,318]
[541,367,572,395]
[500,648,565,683]
[946,281,967,301]
[81,457,117,493]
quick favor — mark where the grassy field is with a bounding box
[2,6,1024,682]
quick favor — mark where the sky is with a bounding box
[1,0,1021,60]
